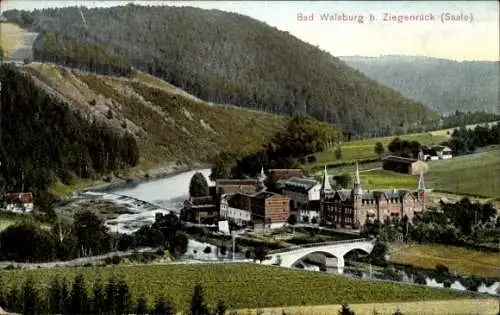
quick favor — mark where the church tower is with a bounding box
[257,166,267,191]
[417,170,426,208]
[319,165,332,220]
[353,163,362,196]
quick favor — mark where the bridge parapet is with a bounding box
[268,238,374,255]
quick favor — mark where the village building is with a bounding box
[219,193,252,226]
[250,191,290,229]
[382,155,429,175]
[320,164,426,229]
[4,192,34,213]
[422,145,453,161]
[281,177,321,209]
[297,200,321,222]
[267,168,305,181]
[183,195,218,224]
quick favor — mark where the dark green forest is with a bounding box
[340,55,500,114]
[0,64,139,198]
[3,6,437,137]
[32,31,133,77]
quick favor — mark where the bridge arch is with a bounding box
[265,238,375,273]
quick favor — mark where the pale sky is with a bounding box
[1,0,499,61]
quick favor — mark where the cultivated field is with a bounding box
[389,244,500,278]
[425,149,500,198]
[354,148,500,199]
[0,22,25,57]
[240,299,499,315]
[0,263,483,311]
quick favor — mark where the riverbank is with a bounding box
[70,162,212,196]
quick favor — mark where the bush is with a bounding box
[156,249,165,257]
[111,255,121,265]
[307,155,317,163]
[203,246,212,254]
[220,245,227,255]
[435,264,449,275]
[245,249,252,259]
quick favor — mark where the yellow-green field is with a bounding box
[240,299,498,315]
[306,132,449,171]
[389,244,500,278]
[0,264,482,311]
[0,22,25,57]
[355,149,500,198]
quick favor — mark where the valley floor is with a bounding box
[389,244,500,279]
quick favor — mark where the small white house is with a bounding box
[4,192,34,213]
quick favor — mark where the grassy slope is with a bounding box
[347,148,500,199]
[0,264,483,310]
[20,63,339,195]
[307,132,449,172]
[0,22,24,57]
[390,244,500,278]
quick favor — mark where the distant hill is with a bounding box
[2,6,438,137]
[339,55,500,115]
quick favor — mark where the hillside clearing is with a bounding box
[389,244,500,278]
[0,263,482,310]
[0,22,25,57]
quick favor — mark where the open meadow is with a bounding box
[0,263,485,311]
[305,131,450,171]
[0,22,25,57]
[354,148,500,199]
[389,244,500,278]
[240,299,499,315]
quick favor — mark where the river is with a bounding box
[95,168,213,234]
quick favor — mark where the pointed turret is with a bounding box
[320,165,332,191]
[259,166,266,182]
[418,170,425,196]
[353,162,362,195]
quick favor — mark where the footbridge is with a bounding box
[263,238,376,273]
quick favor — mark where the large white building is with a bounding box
[219,195,252,225]
[281,177,321,209]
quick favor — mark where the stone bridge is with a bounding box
[263,238,376,273]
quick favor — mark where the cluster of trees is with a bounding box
[441,111,500,129]
[32,31,133,77]
[387,138,422,158]
[0,210,188,263]
[445,122,500,155]
[2,6,437,137]
[0,64,139,202]
[0,276,228,315]
[362,198,499,249]
[210,117,340,181]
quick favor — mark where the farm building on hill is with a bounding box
[382,156,429,175]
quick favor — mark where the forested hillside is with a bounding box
[340,55,500,114]
[0,64,139,197]
[0,62,340,199]
[2,6,438,137]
